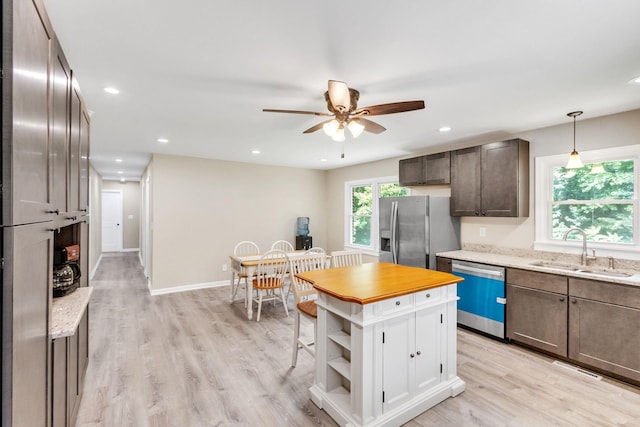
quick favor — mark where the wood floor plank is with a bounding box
[76,253,640,426]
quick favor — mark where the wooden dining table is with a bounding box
[229,251,329,320]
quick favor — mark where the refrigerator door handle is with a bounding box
[391,201,398,264]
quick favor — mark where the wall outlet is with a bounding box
[479,227,487,237]
[222,264,228,272]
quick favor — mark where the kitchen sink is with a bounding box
[529,261,633,278]
[576,269,633,278]
[528,261,580,271]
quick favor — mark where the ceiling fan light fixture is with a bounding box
[332,126,345,142]
[323,119,339,136]
[348,119,365,138]
[566,111,584,169]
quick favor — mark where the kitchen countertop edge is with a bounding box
[51,287,93,339]
[437,250,640,287]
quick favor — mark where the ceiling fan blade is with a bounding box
[328,80,351,112]
[303,120,333,134]
[355,100,425,116]
[263,108,331,117]
[358,118,386,134]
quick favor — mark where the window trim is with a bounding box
[344,176,405,255]
[534,145,640,258]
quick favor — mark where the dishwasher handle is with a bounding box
[452,263,504,279]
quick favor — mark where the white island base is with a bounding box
[310,281,465,427]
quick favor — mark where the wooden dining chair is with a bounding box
[330,249,363,268]
[232,241,260,306]
[251,249,289,322]
[289,252,326,367]
[271,240,294,252]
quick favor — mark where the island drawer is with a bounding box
[415,287,443,306]
[376,294,413,315]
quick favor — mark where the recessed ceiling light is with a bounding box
[251,150,261,154]
[117,171,123,174]
[320,158,327,162]
[104,87,119,94]
[157,138,169,143]
[120,178,125,183]
[439,126,452,132]
[629,76,640,85]
[115,158,123,163]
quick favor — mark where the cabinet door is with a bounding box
[450,146,481,216]
[51,339,68,427]
[382,314,413,412]
[436,257,452,273]
[569,297,640,382]
[481,140,520,217]
[414,306,442,393]
[68,83,82,213]
[50,38,71,216]
[77,310,89,391]
[4,0,54,225]
[79,107,90,213]
[506,284,568,356]
[425,152,451,185]
[399,156,426,186]
[3,221,53,427]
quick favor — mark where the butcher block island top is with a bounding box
[296,261,463,304]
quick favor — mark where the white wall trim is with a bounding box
[148,280,230,296]
[120,247,140,253]
[89,254,103,280]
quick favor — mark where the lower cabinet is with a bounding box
[568,278,640,383]
[52,310,89,427]
[506,269,568,357]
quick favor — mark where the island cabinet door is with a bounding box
[382,306,443,413]
[382,313,413,412]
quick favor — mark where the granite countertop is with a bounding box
[437,249,640,287]
[51,287,93,339]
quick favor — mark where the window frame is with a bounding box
[534,145,640,258]
[344,176,407,255]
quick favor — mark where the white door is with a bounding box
[102,190,123,252]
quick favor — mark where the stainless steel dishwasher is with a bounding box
[452,260,506,339]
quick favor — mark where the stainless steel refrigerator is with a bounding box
[379,196,460,269]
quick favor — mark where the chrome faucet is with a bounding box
[562,227,596,265]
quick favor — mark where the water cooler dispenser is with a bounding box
[295,217,312,250]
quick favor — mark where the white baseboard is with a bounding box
[121,248,140,253]
[89,254,103,280]
[148,280,230,296]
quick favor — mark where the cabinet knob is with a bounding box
[481,211,486,216]
[395,300,401,306]
[416,350,421,356]
[47,209,60,215]
[559,297,565,302]
[571,299,577,304]
[410,353,415,358]
[475,210,480,216]
[425,293,430,298]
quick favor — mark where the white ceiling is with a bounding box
[42,1,640,182]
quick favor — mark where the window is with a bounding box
[345,177,408,252]
[535,145,640,256]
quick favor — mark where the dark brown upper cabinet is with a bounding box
[450,139,529,217]
[399,152,451,186]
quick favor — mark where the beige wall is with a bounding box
[102,180,141,250]
[326,108,640,253]
[89,165,103,277]
[149,153,327,291]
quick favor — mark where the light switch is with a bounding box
[479,227,487,237]
[128,214,134,220]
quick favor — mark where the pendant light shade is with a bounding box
[332,125,345,142]
[566,111,584,169]
[347,119,365,138]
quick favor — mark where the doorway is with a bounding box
[102,190,123,252]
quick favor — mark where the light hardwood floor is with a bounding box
[77,253,640,426]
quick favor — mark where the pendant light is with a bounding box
[566,111,584,169]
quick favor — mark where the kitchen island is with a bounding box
[296,262,465,427]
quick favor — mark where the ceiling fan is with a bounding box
[263,80,425,141]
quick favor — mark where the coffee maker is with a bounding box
[53,244,81,298]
